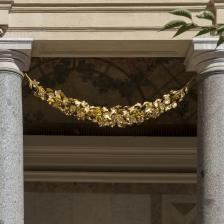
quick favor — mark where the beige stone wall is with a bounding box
[0,0,212,57]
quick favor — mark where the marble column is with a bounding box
[0,39,32,224]
[185,38,224,223]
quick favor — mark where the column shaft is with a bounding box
[198,72,224,223]
[0,71,24,224]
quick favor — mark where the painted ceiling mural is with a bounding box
[22,58,197,136]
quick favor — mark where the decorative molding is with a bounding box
[0,38,33,72]
[0,2,13,11]
[32,50,179,58]
[24,136,197,183]
[8,26,164,31]
[11,5,207,13]
[12,0,208,3]
[24,136,196,171]
[12,0,209,8]
[4,0,209,57]
[24,171,197,183]
[185,37,224,74]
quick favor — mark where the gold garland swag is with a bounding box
[25,74,193,128]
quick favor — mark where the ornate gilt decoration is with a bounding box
[25,74,193,128]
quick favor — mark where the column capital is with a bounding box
[185,37,224,75]
[0,38,33,76]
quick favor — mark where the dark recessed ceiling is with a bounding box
[23,58,197,136]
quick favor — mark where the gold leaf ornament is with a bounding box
[25,73,194,128]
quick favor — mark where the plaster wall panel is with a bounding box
[111,194,151,224]
[162,195,196,224]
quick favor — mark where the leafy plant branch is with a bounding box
[161,8,224,47]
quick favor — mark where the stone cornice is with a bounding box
[3,0,209,57]
[11,1,208,13]
[0,1,13,10]
[24,136,196,183]
[185,37,224,74]
[13,0,208,5]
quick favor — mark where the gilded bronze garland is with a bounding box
[25,74,193,128]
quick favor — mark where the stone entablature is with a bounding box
[0,0,212,57]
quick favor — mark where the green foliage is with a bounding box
[160,7,224,48]
[196,10,215,22]
[217,25,224,34]
[195,26,216,37]
[217,35,224,47]
[170,9,192,20]
[160,20,187,31]
[173,23,196,37]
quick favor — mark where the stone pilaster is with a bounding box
[185,37,224,224]
[0,38,32,224]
